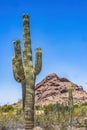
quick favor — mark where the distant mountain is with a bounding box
[35,73,87,106]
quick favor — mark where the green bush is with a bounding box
[35,105,42,110]
[1,105,14,112]
[16,108,22,115]
[74,104,79,108]
[81,102,87,106]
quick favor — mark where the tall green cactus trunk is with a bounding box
[12,14,42,130]
[68,84,74,125]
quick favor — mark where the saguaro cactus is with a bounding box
[68,84,74,125]
[12,14,42,130]
[68,84,73,113]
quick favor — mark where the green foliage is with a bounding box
[0,102,87,129]
[16,108,22,115]
[0,110,23,129]
[35,105,42,110]
[74,104,79,108]
[0,105,14,112]
[80,102,87,106]
[43,104,55,114]
[35,102,87,129]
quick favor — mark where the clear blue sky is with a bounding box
[0,0,87,105]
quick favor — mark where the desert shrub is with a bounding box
[0,110,24,129]
[35,105,42,110]
[1,105,14,112]
[81,102,87,106]
[16,108,22,115]
[74,104,79,108]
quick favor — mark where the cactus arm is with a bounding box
[34,48,42,75]
[12,40,25,82]
[12,55,26,110]
[12,40,25,110]
[12,55,21,82]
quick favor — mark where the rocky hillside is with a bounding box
[35,73,87,106]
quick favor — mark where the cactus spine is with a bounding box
[12,15,42,130]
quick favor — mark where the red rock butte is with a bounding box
[35,73,87,106]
